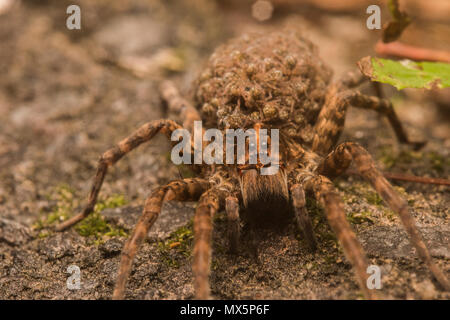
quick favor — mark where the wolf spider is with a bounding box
[56,31,449,299]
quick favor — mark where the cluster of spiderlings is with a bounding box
[194,30,333,145]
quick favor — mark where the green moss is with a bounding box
[157,221,194,268]
[306,197,323,218]
[383,208,396,221]
[337,181,384,207]
[37,230,51,239]
[427,152,445,173]
[392,186,414,206]
[94,194,127,212]
[347,211,374,225]
[34,186,128,244]
[365,191,383,206]
[318,231,338,244]
[340,193,357,204]
[377,146,447,173]
[33,184,76,232]
[304,198,339,245]
[323,253,341,268]
[378,152,396,169]
[75,212,127,240]
[75,195,128,244]
[397,150,423,166]
[377,146,415,168]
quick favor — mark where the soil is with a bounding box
[0,0,449,300]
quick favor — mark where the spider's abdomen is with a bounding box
[194,30,333,146]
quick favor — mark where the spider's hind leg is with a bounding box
[318,142,450,291]
[312,81,425,156]
[57,81,201,232]
[225,196,240,254]
[160,80,201,133]
[301,173,376,299]
[342,90,426,150]
[192,189,223,299]
[56,119,184,231]
[113,178,209,299]
[290,183,317,252]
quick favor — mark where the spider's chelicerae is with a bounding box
[56,31,449,299]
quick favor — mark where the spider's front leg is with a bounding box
[193,187,236,299]
[55,119,184,231]
[225,196,240,254]
[298,173,377,299]
[290,184,317,251]
[113,178,209,299]
[57,81,200,232]
[317,142,450,291]
[312,80,425,156]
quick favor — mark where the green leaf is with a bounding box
[357,56,450,90]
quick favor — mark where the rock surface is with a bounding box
[0,218,32,246]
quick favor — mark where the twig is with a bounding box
[382,0,411,43]
[376,0,450,63]
[347,169,450,186]
[376,41,450,63]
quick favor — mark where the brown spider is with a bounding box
[56,30,449,299]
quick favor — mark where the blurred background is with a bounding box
[0,0,449,300]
